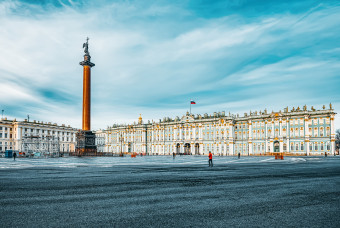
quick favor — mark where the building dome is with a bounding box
[138,114,143,124]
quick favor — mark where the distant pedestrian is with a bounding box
[238,153,240,159]
[173,152,176,159]
[325,153,327,157]
[208,151,213,167]
[13,152,17,160]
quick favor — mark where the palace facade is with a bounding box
[0,118,77,154]
[98,104,337,156]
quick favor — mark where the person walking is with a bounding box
[13,152,17,161]
[208,151,213,167]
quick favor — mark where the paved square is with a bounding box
[0,156,339,227]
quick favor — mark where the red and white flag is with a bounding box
[191,100,196,104]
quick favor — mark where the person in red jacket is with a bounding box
[208,151,213,167]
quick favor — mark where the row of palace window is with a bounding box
[251,142,331,152]
[109,123,332,142]
[251,126,331,139]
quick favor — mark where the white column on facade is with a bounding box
[229,123,234,156]
[270,120,274,153]
[199,143,203,155]
[223,123,226,141]
[179,126,182,141]
[224,142,227,156]
[287,118,290,153]
[162,127,165,155]
[17,127,21,140]
[142,130,145,144]
[173,127,176,141]
[279,118,282,137]
[279,118,283,152]
[305,116,310,156]
[265,121,268,153]
[248,120,252,155]
[330,114,335,155]
[191,143,194,155]
[220,142,223,155]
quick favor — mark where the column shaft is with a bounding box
[82,65,91,131]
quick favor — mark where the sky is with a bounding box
[0,0,339,130]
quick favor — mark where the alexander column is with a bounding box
[76,37,97,156]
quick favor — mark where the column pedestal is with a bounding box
[76,130,97,156]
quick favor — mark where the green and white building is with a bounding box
[97,104,337,156]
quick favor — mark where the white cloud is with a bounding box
[0,1,339,130]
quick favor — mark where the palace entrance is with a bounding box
[195,143,200,155]
[128,142,132,153]
[184,143,191,155]
[176,143,180,154]
[274,141,280,152]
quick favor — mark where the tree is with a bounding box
[336,129,340,140]
[336,129,340,155]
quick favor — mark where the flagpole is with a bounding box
[190,99,191,115]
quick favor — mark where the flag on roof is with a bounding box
[191,101,196,104]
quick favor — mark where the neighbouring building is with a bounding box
[0,118,78,155]
[96,104,337,156]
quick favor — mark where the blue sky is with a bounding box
[0,0,339,130]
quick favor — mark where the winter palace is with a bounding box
[97,104,337,156]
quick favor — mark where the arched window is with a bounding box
[327,142,330,150]
[321,143,324,150]
[283,143,287,151]
[301,143,304,151]
[291,143,294,151]
[296,144,299,150]
[310,143,312,151]
[315,142,318,151]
